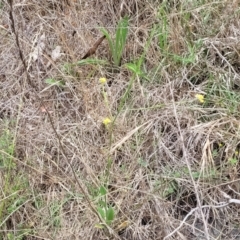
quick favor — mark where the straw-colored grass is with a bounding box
[1,0,240,239]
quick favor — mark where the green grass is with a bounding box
[101,17,129,67]
[0,121,32,239]
[0,122,16,221]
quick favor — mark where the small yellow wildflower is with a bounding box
[195,94,205,103]
[99,77,107,84]
[103,117,112,126]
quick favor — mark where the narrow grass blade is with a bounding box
[115,17,129,66]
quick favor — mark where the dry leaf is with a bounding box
[51,46,62,61]
[31,33,46,62]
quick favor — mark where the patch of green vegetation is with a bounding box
[0,121,32,239]
[64,59,107,80]
[203,74,240,116]
[228,157,238,166]
[0,127,15,169]
[88,184,115,229]
[172,40,203,65]
[7,229,32,240]
[48,200,62,228]
[157,3,169,52]
[0,122,16,222]
[45,78,65,87]
[101,17,129,67]
[154,178,179,199]
[96,186,115,227]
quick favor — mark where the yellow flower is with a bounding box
[103,117,111,125]
[99,77,107,84]
[195,94,205,103]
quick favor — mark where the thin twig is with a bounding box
[164,190,240,239]
[163,202,230,240]
[82,35,106,59]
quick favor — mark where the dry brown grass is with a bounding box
[1,0,240,239]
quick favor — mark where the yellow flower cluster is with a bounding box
[99,77,107,84]
[102,117,112,126]
[195,94,204,103]
[100,77,111,127]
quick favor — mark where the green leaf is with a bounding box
[125,63,139,74]
[100,27,114,58]
[76,59,107,65]
[228,157,238,166]
[7,233,14,240]
[98,200,107,208]
[106,207,115,222]
[99,186,107,196]
[45,78,64,87]
[97,207,106,220]
[101,17,129,66]
[115,17,129,66]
